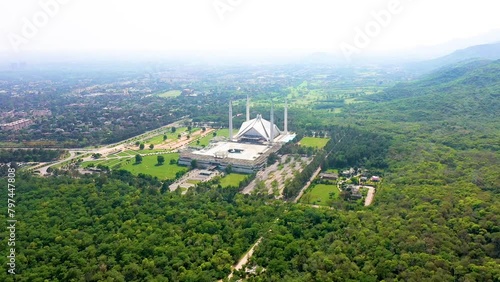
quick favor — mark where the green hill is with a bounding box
[408,42,500,73]
[345,60,500,151]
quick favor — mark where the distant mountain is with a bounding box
[408,42,500,74]
[431,42,500,64]
[371,59,500,102]
[353,59,500,150]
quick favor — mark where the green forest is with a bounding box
[0,149,66,163]
[0,172,285,281]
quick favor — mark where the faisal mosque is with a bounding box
[179,95,296,173]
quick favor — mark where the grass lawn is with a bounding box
[157,90,181,98]
[191,128,229,147]
[116,151,135,157]
[299,137,330,149]
[220,173,247,188]
[143,127,196,145]
[124,149,172,155]
[82,160,106,168]
[211,128,229,138]
[300,184,339,206]
[325,168,338,174]
[82,153,186,180]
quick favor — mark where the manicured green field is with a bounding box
[81,160,106,168]
[212,128,229,138]
[191,128,229,147]
[83,153,186,180]
[116,151,135,157]
[300,184,339,206]
[325,168,338,174]
[219,173,247,188]
[142,127,194,145]
[157,90,181,98]
[299,137,330,148]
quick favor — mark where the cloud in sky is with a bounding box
[1,0,500,55]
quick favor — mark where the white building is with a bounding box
[236,114,281,142]
[179,95,295,173]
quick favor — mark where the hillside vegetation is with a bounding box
[243,60,500,281]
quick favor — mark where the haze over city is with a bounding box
[1,0,500,60]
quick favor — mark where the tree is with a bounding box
[171,127,176,133]
[225,164,233,174]
[149,144,154,150]
[351,177,359,185]
[267,152,278,165]
[191,159,198,169]
[135,154,143,163]
[135,141,140,146]
[178,134,182,139]
[213,132,217,137]
[196,140,200,145]
[157,155,165,165]
[271,180,279,196]
[163,134,167,141]
[187,126,192,132]
[139,143,145,150]
[201,127,206,132]
[302,192,312,204]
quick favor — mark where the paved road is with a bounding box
[35,149,90,175]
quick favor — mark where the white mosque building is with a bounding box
[179,95,295,173]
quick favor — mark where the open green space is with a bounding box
[156,90,181,98]
[142,127,195,145]
[82,153,186,180]
[300,183,339,206]
[219,173,247,188]
[299,137,330,148]
[191,128,229,147]
[325,168,338,174]
[116,151,135,157]
[81,159,106,168]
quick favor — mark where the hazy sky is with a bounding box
[1,0,500,56]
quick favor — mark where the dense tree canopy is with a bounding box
[0,173,285,281]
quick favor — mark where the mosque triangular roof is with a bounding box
[236,114,281,141]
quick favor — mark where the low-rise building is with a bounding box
[319,173,339,180]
